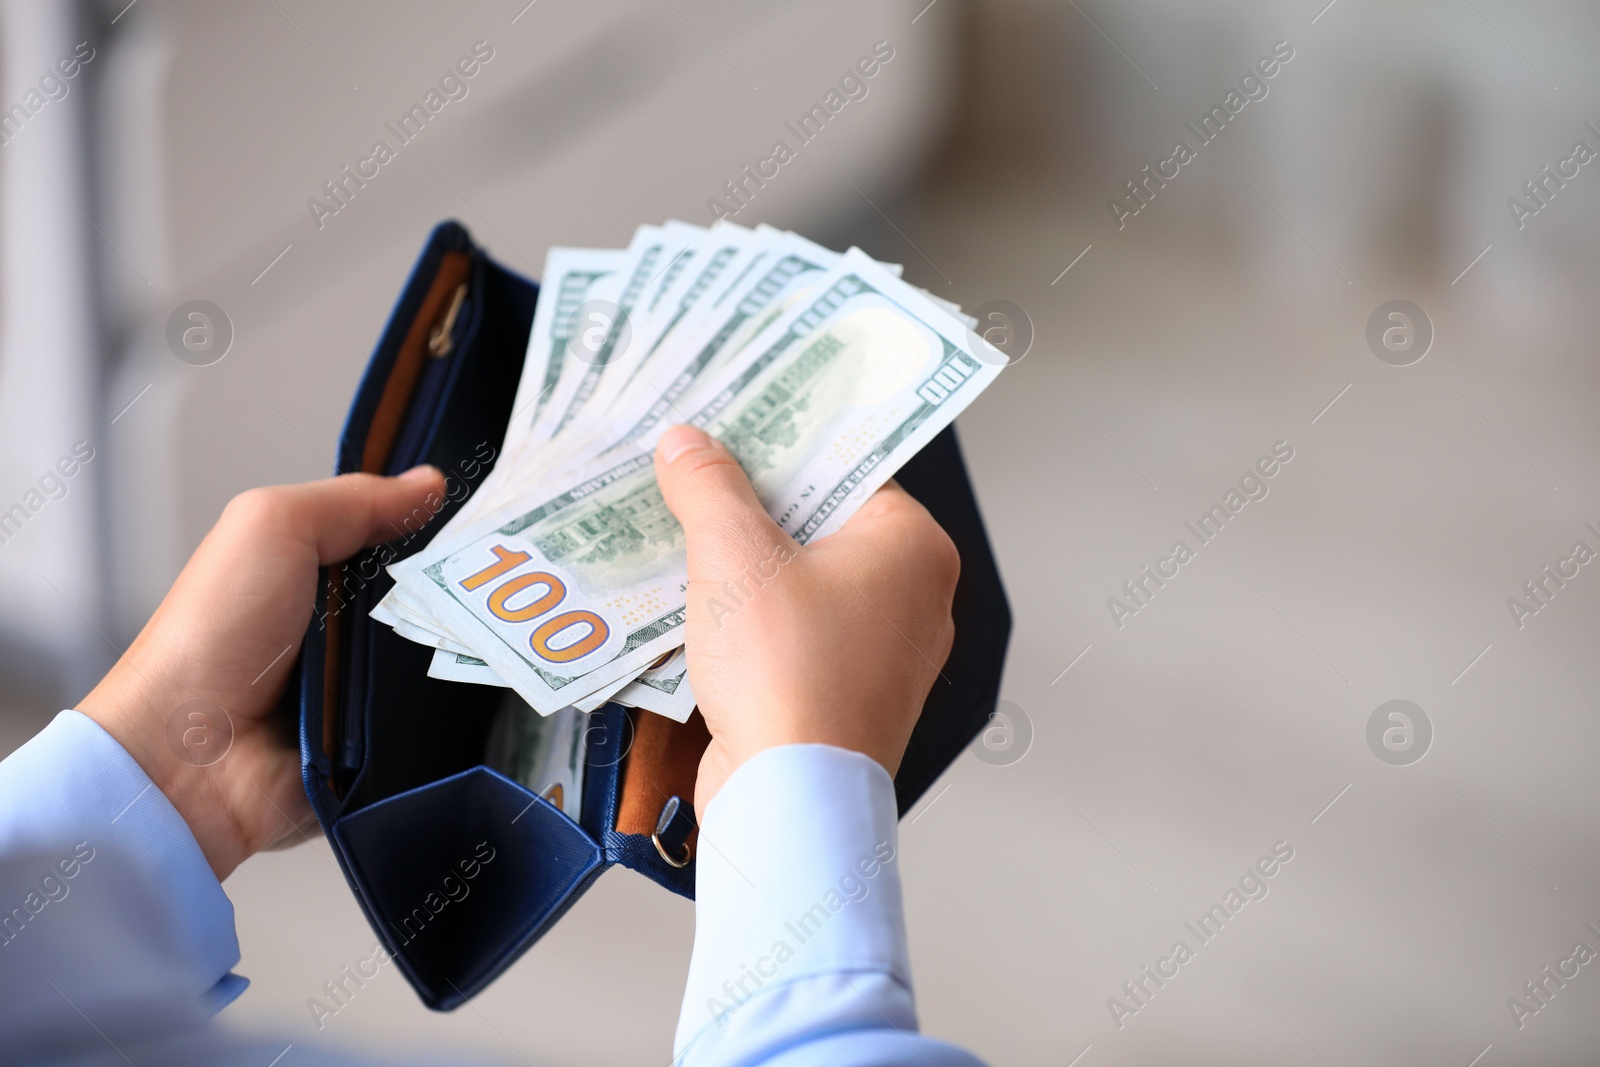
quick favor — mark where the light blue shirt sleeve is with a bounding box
[0,715,979,1064]
[0,709,246,1011]
[672,743,985,1067]
[0,712,450,1065]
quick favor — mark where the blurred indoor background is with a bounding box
[4,0,1600,1063]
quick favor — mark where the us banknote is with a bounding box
[384,245,1002,715]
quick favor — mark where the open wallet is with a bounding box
[296,221,1012,1010]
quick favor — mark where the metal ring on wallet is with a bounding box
[652,830,691,868]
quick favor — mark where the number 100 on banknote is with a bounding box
[451,545,613,665]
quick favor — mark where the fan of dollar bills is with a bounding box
[373,220,1004,725]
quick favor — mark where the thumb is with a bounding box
[267,465,448,564]
[654,425,789,570]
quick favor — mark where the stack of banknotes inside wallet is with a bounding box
[372,219,1004,812]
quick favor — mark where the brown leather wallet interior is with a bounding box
[361,250,473,475]
[615,710,709,837]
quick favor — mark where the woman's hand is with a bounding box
[653,425,959,819]
[78,467,446,880]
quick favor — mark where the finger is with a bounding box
[816,480,960,588]
[273,466,447,564]
[838,479,918,527]
[818,480,924,547]
[654,426,791,568]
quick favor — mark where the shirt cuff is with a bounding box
[0,709,245,1010]
[673,743,912,1064]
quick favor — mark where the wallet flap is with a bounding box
[333,766,604,1010]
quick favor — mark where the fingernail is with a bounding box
[397,464,441,483]
[657,425,708,465]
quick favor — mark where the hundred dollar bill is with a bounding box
[636,231,746,362]
[584,227,759,427]
[394,618,473,655]
[613,651,694,720]
[636,221,702,330]
[540,226,671,442]
[388,249,1001,714]
[426,643,634,705]
[484,695,585,821]
[540,225,758,476]
[598,232,837,455]
[503,247,622,454]
[426,630,694,718]
[427,643,692,720]
[426,648,501,685]
[446,226,746,524]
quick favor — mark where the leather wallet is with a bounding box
[297,221,1011,1010]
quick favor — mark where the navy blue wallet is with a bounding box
[297,222,1011,1010]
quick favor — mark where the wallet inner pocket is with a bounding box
[343,612,504,812]
[335,248,530,812]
